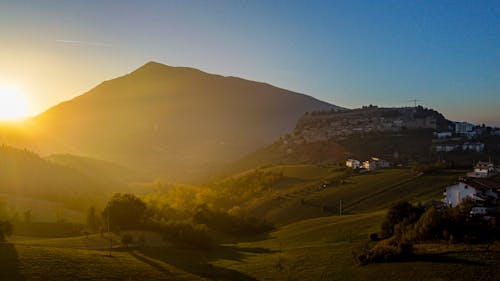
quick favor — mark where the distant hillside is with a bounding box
[45,154,150,184]
[221,106,451,175]
[25,61,337,181]
[0,145,134,210]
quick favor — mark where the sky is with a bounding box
[0,0,499,125]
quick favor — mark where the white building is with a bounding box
[362,157,390,170]
[346,159,361,169]
[443,177,498,208]
[363,160,377,170]
[467,161,496,178]
[462,142,485,152]
[454,122,475,135]
[435,144,457,152]
[433,131,452,139]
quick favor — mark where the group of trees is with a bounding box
[193,204,273,236]
[358,200,499,265]
[102,193,147,231]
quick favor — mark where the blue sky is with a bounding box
[0,0,499,125]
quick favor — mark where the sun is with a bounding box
[0,85,30,121]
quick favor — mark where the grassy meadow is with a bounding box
[2,166,499,281]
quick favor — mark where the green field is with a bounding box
[2,166,498,281]
[245,167,462,226]
[2,213,498,281]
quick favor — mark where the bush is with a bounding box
[121,234,134,248]
[358,237,414,265]
[369,233,379,241]
[381,201,424,238]
[405,207,442,242]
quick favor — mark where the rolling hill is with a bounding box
[0,146,140,215]
[21,62,338,182]
[211,164,464,226]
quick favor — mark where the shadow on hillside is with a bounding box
[403,253,486,266]
[128,251,173,276]
[0,243,25,281]
[136,244,273,281]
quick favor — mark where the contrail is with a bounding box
[56,39,111,47]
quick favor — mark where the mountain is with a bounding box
[27,62,337,181]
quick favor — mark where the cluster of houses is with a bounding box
[290,106,446,144]
[346,157,390,171]
[433,122,500,153]
[443,161,499,217]
[434,142,485,153]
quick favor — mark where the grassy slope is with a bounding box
[3,213,498,281]
[2,166,497,281]
[212,214,500,281]
[245,166,463,226]
[45,153,151,185]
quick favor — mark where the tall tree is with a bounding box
[86,206,99,232]
[103,194,146,230]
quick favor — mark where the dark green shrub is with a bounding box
[381,201,424,238]
[369,233,379,241]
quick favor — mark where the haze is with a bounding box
[0,0,498,125]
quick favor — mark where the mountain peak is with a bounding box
[132,61,203,76]
[133,61,173,73]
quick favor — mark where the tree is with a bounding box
[121,234,134,249]
[103,193,147,230]
[86,206,99,232]
[0,220,13,241]
[381,201,424,238]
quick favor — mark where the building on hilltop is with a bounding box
[462,142,485,153]
[292,106,447,144]
[454,122,475,135]
[433,131,452,139]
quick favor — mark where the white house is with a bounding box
[435,144,457,152]
[362,157,390,170]
[372,157,390,168]
[467,161,496,178]
[454,122,475,135]
[443,177,499,208]
[462,142,485,152]
[346,159,361,169]
[362,160,377,170]
[433,131,452,139]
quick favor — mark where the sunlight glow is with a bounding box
[0,85,30,120]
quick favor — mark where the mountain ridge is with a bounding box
[19,61,340,181]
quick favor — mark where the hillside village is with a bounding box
[432,121,500,153]
[289,105,447,144]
